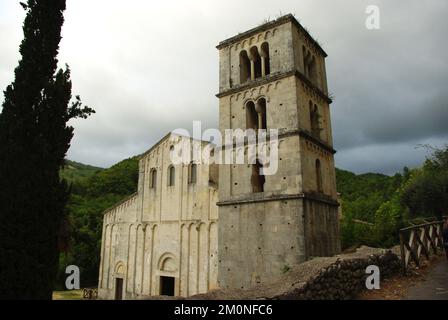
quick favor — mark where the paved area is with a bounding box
[406,257,448,300]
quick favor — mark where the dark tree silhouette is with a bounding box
[0,0,94,299]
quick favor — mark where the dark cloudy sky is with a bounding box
[1,0,447,174]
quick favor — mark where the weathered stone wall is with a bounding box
[218,198,307,290]
[98,134,219,300]
[303,199,341,257]
[217,14,340,292]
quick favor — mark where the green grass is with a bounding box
[52,289,84,300]
[60,160,104,183]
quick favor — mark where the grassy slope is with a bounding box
[60,160,104,183]
[56,157,139,289]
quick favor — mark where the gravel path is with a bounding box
[405,258,448,300]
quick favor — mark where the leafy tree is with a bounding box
[0,0,93,299]
[402,146,448,220]
[373,193,407,248]
[55,157,139,289]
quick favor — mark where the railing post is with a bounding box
[399,231,407,274]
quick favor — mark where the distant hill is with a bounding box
[335,168,403,224]
[56,157,139,288]
[60,160,104,183]
[336,168,402,203]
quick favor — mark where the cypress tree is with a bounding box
[0,0,94,299]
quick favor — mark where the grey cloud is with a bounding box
[1,0,447,174]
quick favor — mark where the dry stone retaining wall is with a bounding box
[188,246,401,300]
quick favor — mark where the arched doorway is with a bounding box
[157,253,178,296]
[114,261,126,300]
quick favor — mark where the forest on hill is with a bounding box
[56,146,448,288]
[57,158,139,288]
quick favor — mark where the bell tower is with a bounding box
[216,14,341,289]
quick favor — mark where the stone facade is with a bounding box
[216,14,340,290]
[98,14,340,299]
[98,134,219,299]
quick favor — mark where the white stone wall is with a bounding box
[98,135,219,299]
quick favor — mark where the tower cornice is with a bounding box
[216,69,332,105]
[216,14,327,58]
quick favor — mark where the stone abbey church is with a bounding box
[98,14,341,300]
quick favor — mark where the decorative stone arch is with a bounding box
[156,252,179,297]
[157,253,177,273]
[255,95,269,105]
[112,261,126,300]
[244,97,267,131]
[114,261,126,277]
[264,30,272,39]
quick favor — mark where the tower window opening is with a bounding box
[309,57,317,84]
[150,168,157,189]
[189,163,197,184]
[310,102,321,139]
[239,50,251,84]
[250,46,262,79]
[316,159,323,193]
[261,42,270,76]
[256,98,267,130]
[303,46,318,84]
[246,101,258,130]
[251,160,265,193]
[168,165,175,186]
[303,46,309,76]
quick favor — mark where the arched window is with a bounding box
[256,98,267,130]
[246,101,258,130]
[303,46,318,84]
[310,102,320,138]
[303,46,309,76]
[150,169,157,189]
[316,159,323,193]
[189,163,197,184]
[250,46,262,79]
[251,160,265,193]
[260,42,270,76]
[168,165,175,186]
[246,99,267,131]
[239,50,250,83]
